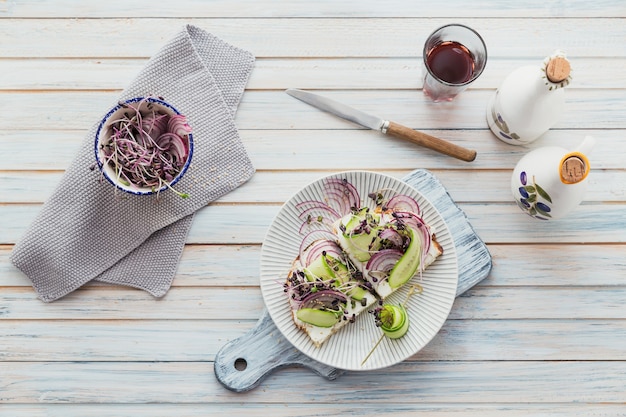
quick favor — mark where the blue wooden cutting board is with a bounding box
[214,169,492,392]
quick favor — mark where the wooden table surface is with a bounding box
[1,1,625,415]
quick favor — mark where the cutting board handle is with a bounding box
[214,309,344,392]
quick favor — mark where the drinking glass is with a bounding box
[422,24,487,102]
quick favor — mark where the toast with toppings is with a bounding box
[284,178,443,347]
[335,206,443,299]
[284,237,377,347]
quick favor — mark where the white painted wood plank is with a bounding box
[0,4,623,412]
[2,129,621,171]
[0,287,265,320]
[2,57,625,90]
[1,18,625,58]
[448,287,626,319]
[2,203,624,245]
[0,286,625,320]
[1,319,625,361]
[2,403,626,417]
[239,90,626,130]
[3,243,625,288]
[2,169,624,204]
[1,91,623,132]
[484,244,626,286]
[3,0,624,18]
[1,361,625,403]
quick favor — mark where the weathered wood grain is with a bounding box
[2,203,625,245]
[0,286,625,320]
[2,0,624,18]
[2,318,626,362]
[3,243,625,288]
[1,1,624,413]
[2,403,626,417]
[2,57,625,90]
[2,361,626,403]
[1,18,625,58]
[2,169,624,204]
[1,91,625,131]
[2,129,622,171]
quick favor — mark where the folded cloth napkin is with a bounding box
[10,25,255,302]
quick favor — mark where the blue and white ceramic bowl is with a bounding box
[94,97,194,196]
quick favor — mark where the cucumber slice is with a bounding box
[347,285,368,301]
[387,227,422,289]
[380,304,409,339]
[343,231,379,262]
[343,207,370,230]
[296,308,341,328]
[340,208,383,262]
[326,257,349,283]
[304,254,334,281]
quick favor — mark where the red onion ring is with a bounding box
[324,178,360,213]
[323,189,351,216]
[300,289,348,310]
[297,205,341,222]
[387,194,421,216]
[141,114,168,140]
[390,211,432,271]
[167,114,193,138]
[378,227,404,248]
[298,216,335,235]
[366,248,403,272]
[304,239,343,267]
[157,133,188,161]
[298,230,338,262]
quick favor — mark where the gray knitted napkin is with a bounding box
[10,25,255,302]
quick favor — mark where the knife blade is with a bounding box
[285,89,476,162]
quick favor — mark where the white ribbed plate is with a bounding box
[260,171,458,371]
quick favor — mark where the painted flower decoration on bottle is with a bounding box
[516,171,553,220]
[489,93,521,142]
[487,50,571,145]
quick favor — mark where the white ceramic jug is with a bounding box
[511,136,595,220]
[488,50,572,145]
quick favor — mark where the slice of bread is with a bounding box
[286,207,443,348]
[285,254,377,348]
[338,230,443,299]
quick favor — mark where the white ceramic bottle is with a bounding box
[487,50,572,145]
[511,136,595,220]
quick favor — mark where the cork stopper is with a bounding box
[560,154,589,184]
[546,56,571,83]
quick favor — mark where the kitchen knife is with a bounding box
[285,89,477,162]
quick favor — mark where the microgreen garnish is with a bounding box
[98,96,192,198]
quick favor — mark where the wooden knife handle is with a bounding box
[386,121,477,162]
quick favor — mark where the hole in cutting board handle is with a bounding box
[234,358,248,371]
